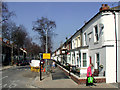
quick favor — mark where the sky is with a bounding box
[6,2,119,51]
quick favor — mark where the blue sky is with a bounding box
[7,2,118,51]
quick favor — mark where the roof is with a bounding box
[53,9,120,53]
[111,5,120,10]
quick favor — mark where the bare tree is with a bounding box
[33,17,56,53]
[2,2,16,41]
[11,25,28,48]
[1,2,15,23]
[2,21,17,40]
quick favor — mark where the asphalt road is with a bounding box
[1,65,39,89]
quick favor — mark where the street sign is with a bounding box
[43,53,51,59]
[39,53,43,60]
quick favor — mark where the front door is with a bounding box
[89,56,91,64]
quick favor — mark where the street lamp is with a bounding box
[11,42,14,65]
[45,28,48,73]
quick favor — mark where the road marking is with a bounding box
[0,76,8,80]
[9,83,17,88]
[3,84,7,87]
[8,80,19,88]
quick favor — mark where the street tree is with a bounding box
[2,2,16,40]
[32,17,56,53]
[1,2,15,23]
[11,25,28,48]
[2,21,17,40]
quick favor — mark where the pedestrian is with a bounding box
[52,61,55,68]
[68,64,71,76]
[86,64,94,86]
[52,61,55,72]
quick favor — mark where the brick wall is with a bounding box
[57,64,106,84]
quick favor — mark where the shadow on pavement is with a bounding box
[51,67,70,80]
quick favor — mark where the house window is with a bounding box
[75,39,78,48]
[94,25,99,42]
[88,32,92,42]
[83,53,87,67]
[79,51,81,67]
[88,34,91,41]
[96,53,100,70]
[72,41,74,49]
[77,53,79,67]
[84,33,87,45]
[78,37,80,47]
[72,54,74,64]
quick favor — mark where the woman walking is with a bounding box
[86,64,93,86]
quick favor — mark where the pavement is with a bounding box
[0,64,119,89]
[28,67,119,88]
[0,64,16,71]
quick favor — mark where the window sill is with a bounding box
[80,67,87,69]
[94,41,99,44]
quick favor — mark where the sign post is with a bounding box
[39,53,43,81]
[43,53,51,73]
[40,61,42,81]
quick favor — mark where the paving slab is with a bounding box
[29,67,118,88]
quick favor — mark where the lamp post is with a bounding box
[11,43,13,65]
[45,28,48,73]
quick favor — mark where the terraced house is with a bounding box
[52,5,120,83]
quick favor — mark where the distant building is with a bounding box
[111,5,120,10]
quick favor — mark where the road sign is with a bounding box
[39,53,43,60]
[43,53,51,59]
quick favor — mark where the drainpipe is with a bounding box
[113,11,117,83]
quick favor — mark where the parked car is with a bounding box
[16,60,25,66]
[24,60,30,65]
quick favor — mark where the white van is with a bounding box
[30,60,40,67]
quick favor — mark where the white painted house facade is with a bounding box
[81,10,120,83]
[52,10,120,83]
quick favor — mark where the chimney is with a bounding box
[99,4,110,11]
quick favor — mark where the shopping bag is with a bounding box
[88,77,93,83]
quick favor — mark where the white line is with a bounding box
[0,76,8,81]
[3,84,7,87]
[9,83,17,88]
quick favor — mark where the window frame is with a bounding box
[83,53,87,67]
[96,53,100,70]
[94,25,99,43]
[84,33,87,46]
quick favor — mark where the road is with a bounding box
[0,64,118,89]
[1,65,39,89]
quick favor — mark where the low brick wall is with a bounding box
[57,64,106,84]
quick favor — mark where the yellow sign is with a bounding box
[43,53,51,59]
